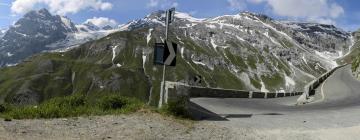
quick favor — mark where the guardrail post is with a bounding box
[264,92,267,99]
[249,91,253,99]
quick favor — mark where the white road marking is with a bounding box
[311,74,332,104]
[319,79,327,102]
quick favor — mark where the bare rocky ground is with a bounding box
[0,112,237,140]
[1,111,359,140]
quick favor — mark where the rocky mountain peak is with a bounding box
[0,8,79,66]
[24,8,52,19]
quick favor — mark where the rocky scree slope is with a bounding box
[0,11,353,106]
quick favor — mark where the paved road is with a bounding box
[190,65,360,129]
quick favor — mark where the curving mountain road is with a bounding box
[190,65,360,130]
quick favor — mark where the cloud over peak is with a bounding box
[147,0,178,9]
[85,17,118,28]
[11,0,113,15]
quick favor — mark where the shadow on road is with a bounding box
[188,101,229,121]
[220,114,253,118]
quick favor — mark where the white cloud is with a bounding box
[227,0,247,11]
[11,0,113,15]
[147,0,178,9]
[85,17,118,28]
[248,0,344,25]
[148,0,160,7]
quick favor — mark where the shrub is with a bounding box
[0,104,5,113]
[163,96,190,118]
[4,116,12,121]
[99,95,129,110]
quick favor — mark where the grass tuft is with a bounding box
[0,93,144,119]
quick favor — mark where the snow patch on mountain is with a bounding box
[112,45,118,64]
[344,35,355,56]
[147,28,153,45]
[7,52,14,57]
[142,54,147,70]
[210,38,218,50]
[239,72,258,91]
[205,24,216,29]
[180,47,185,58]
[0,28,7,38]
[60,16,73,29]
[260,81,269,92]
[284,73,296,87]
[116,63,122,68]
[314,51,339,68]
[175,12,205,23]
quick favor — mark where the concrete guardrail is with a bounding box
[160,81,303,107]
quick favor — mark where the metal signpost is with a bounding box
[153,8,176,108]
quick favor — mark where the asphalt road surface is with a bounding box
[190,65,360,129]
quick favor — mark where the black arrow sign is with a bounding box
[195,75,202,84]
[164,41,177,66]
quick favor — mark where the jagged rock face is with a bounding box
[0,9,78,66]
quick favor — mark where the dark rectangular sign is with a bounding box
[154,43,165,65]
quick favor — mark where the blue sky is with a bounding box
[0,0,360,31]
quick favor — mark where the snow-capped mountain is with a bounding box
[0,8,119,67]
[119,10,352,92]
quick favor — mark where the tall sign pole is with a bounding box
[159,8,175,108]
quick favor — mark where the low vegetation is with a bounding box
[159,96,190,118]
[0,93,191,120]
[0,93,143,120]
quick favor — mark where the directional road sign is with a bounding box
[153,41,177,66]
[164,41,177,66]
